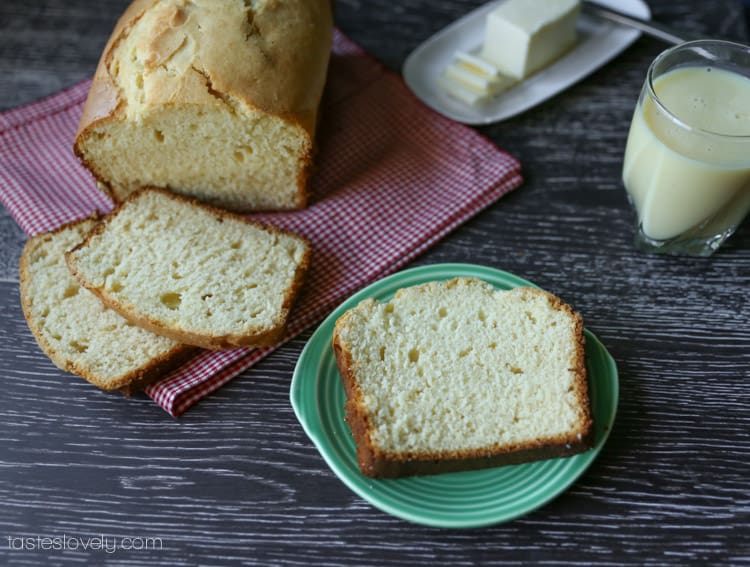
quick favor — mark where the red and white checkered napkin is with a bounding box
[0,31,522,416]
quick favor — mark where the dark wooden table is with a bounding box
[1,1,749,565]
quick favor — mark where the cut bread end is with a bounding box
[74,105,311,212]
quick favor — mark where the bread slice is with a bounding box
[332,278,593,478]
[65,188,311,350]
[73,0,333,211]
[19,218,195,393]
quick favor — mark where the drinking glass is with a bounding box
[622,40,750,256]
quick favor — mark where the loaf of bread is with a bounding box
[66,188,311,350]
[74,0,333,212]
[20,218,194,393]
[332,278,593,478]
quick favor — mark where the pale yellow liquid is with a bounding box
[623,66,750,241]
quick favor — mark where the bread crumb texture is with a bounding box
[76,0,332,210]
[335,278,590,456]
[20,219,184,389]
[66,190,309,347]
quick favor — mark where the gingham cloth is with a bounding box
[0,30,522,416]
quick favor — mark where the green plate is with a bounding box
[290,263,619,528]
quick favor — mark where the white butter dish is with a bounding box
[403,0,651,125]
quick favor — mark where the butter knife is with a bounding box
[583,1,706,45]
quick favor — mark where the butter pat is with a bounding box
[454,51,503,78]
[446,53,516,95]
[482,0,581,80]
[440,51,517,106]
[437,76,487,106]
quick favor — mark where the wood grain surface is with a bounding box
[1,1,749,565]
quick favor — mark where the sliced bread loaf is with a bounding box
[66,189,311,350]
[20,218,194,393]
[332,278,593,477]
[74,0,333,211]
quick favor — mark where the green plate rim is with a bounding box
[290,263,619,528]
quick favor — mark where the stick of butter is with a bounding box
[481,0,581,80]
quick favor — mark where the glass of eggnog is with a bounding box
[622,40,750,256]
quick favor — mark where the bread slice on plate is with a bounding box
[332,277,593,478]
[66,188,311,350]
[73,0,333,211]
[20,217,195,393]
